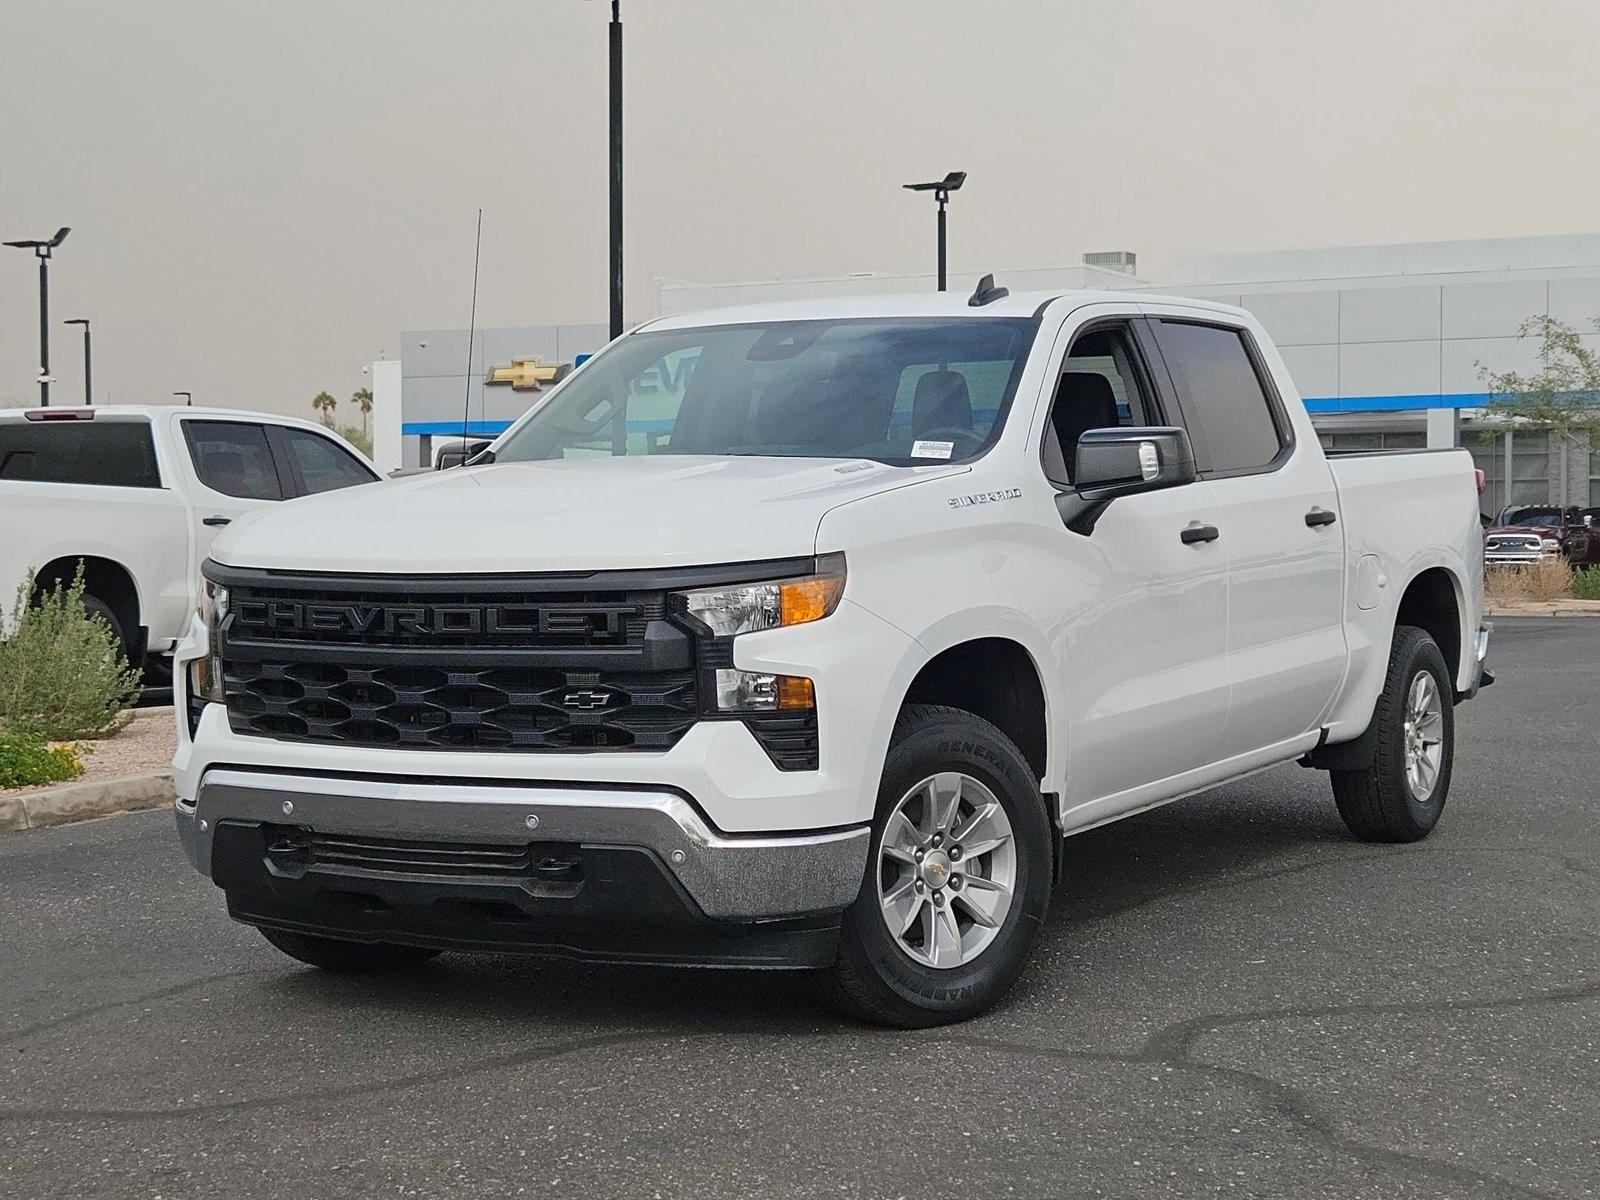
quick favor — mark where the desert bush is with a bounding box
[1485,556,1575,604]
[0,731,83,789]
[1573,568,1600,601]
[0,568,141,740]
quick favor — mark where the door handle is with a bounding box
[202,515,231,527]
[1305,507,1338,528]
[1180,521,1220,545]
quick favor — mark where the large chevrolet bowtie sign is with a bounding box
[484,358,572,391]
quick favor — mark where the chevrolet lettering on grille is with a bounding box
[232,599,638,641]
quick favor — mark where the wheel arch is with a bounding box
[31,554,144,656]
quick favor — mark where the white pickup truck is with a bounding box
[173,286,1490,1026]
[0,405,379,668]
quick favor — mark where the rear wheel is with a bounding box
[1331,625,1455,843]
[258,927,441,974]
[819,704,1052,1027]
[80,594,130,666]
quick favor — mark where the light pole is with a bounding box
[64,318,91,406]
[173,391,192,407]
[901,173,965,291]
[608,0,623,339]
[3,227,72,405]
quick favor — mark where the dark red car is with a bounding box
[1484,505,1600,567]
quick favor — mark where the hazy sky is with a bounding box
[4,0,1600,418]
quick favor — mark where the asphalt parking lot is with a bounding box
[2,617,1595,1200]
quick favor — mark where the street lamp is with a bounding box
[901,173,965,292]
[608,0,623,339]
[3,226,71,405]
[173,391,192,407]
[64,318,91,406]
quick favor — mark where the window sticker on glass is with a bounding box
[911,440,955,460]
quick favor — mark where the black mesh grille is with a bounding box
[224,659,697,751]
[219,573,699,753]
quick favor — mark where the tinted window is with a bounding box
[0,420,162,487]
[280,428,376,495]
[1152,321,1284,474]
[1045,326,1156,483]
[493,319,1036,466]
[183,421,282,500]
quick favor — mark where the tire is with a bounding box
[819,704,1053,1028]
[258,927,441,974]
[1331,625,1455,843]
[80,594,129,665]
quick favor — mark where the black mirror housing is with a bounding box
[1055,426,1197,535]
[1074,426,1196,497]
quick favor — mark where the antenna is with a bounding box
[460,208,484,451]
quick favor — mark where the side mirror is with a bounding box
[1056,426,1196,534]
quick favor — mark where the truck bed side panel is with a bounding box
[1322,449,1483,743]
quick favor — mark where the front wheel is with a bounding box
[819,704,1053,1027]
[1331,625,1455,843]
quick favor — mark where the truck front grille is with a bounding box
[209,563,822,769]
[216,570,700,754]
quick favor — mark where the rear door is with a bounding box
[1144,313,1346,756]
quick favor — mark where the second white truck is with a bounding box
[172,285,1490,1026]
[0,405,380,668]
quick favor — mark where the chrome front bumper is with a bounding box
[177,770,869,922]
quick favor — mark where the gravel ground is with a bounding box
[2,706,175,797]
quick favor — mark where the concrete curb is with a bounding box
[0,772,174,833]
[1486,601,1600,617]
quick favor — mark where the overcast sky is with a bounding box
[4,0,1599,417]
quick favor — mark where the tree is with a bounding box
[351,386,373,435]
[1477,315,1600,444]
[311,390,338,427]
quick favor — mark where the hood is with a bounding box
[211,454,964,574]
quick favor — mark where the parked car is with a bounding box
[0,405,381,668]
[173,287,1489,1026]
[1484,505,1600,567]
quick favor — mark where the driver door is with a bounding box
[1038,316,1232,823]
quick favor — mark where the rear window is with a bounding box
[0,420,162,488]
[1151,321,1286,475]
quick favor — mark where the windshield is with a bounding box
[493,318,1036,466]
[1498,506,1565,529]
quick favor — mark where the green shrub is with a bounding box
[1574,568,1600,601]
[0,731,83,789]
[0,568,141,741]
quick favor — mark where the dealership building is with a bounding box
[374,232,1600,512]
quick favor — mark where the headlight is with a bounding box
[1542,538,1561,553]
[678,554,845,638]
[190,574,229,703]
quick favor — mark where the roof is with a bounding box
[0,404,324,428]
[641,288,1249,330]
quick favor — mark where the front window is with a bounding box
[1498,506,1564,529]
[493,318,1036,467]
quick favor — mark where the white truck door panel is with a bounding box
[1059,480,1230,806]
[1208,453,1345,752]
[1143,314,1346,758]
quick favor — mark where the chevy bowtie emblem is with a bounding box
[562,689,614,711]
[484,358,571,391]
